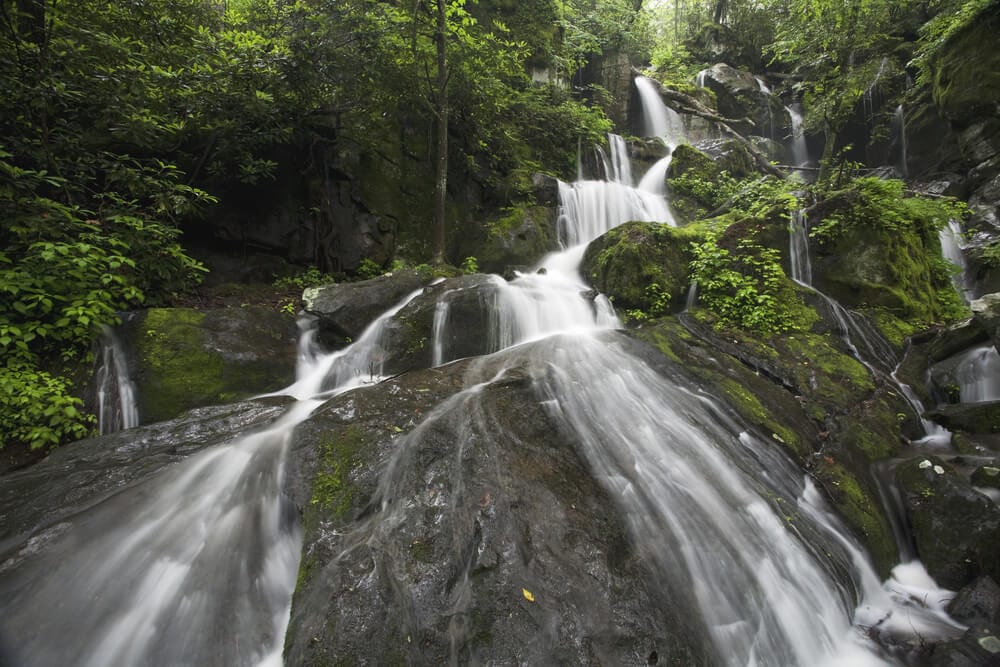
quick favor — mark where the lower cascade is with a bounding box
[0,134,970,666]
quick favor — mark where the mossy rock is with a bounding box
[125,306,298,424]
[581,221,707,315]
[814,459,898,577]
[927,402,1000,434]
[666,144,725,223]
[931,7,1000,127]
[808,183,968,331]
[896,455,1000,589]
[972,465,1000,489]
[472,202,559,275]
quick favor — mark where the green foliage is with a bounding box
[624,283,670,323]
[273,267,336,290]
[808,178,966,245]
[911,0,996,87]
[0,363,93,450]
[355,258,384,280]
[690,229,812,334]
[460,256,479,273]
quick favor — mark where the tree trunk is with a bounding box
[430,0,448,265]
[817,124,836,184]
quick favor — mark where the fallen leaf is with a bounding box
[522,588,535,603]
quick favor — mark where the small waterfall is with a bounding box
[943,344,1000,403]
[94,324,139,434]
[696,68,709,88]
[634,75,685,147]
[0,289,431,667]
[685,281,698,311]
[431,297,451,366]
[892,105,908,178]
[786,104,810,173]
[789,208,812,285]
[787,212,949,444]
[755,76,771,94]
[939,219,972,303]
[607,133,633,185]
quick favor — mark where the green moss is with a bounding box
[865,308,920,348]
[138,309,225,423]
[310,426,367,520]
[582,221,705,316]
[818,461,897,577]
[783,333,874,408]
[718,378,803,456]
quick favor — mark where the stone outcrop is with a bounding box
[115,307,298,425]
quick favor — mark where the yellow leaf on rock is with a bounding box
[522,588,535,603]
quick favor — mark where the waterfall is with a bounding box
[940,343,1000,403]
[634,75,685,147]
[431,297,451,366]
[789,208,812,285]
[94,324,139,435]
[786,104,810,174]
[892,105,908,178]
[939,219,972,303]
[486,137,958,665]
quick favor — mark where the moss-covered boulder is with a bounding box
[123,306,298,424]
[472,203,559,275]
[930,7,1000,128]
[581,221,705,316]
[666,144,725,223]
[807,178,967,331]
[927,402,1000,434]
[896,456,1000,590]
[972,465,1000,489]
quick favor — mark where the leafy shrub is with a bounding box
[690,230,812,334]
[355,258,384,280]
[0,363,93,450]
[273,266,335,290]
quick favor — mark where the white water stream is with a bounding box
[94,324,140,435]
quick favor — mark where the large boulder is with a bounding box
[896,456,1000,590]
[303,269,429,346]
[118,306,298,425]
[285,340,712,665]
[696,63,782,137]
[581,221,703,315]
[971,292,1000,352]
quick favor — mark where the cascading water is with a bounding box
[634,75,685,148]
[939,219,973,303]
[892,105,908,178]
[786,104,810,175]
[94,323,140,435]
[787,211,952,445]
[479,145,960,664]
[0,290,427,667]
[937,343,1000,403]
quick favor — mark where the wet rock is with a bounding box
[285,344,710,665]
[0,397,291,544]
[972,466,1000,489]
[375,274,501,374]
[927,402,1000,434]
[896,456,1000,589]
[695,63,779,136]
[581,222,702,315]
[949,576,1000,625]
[972,293,1000,352]
[303,269,429,344]
[120,307,298,424]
